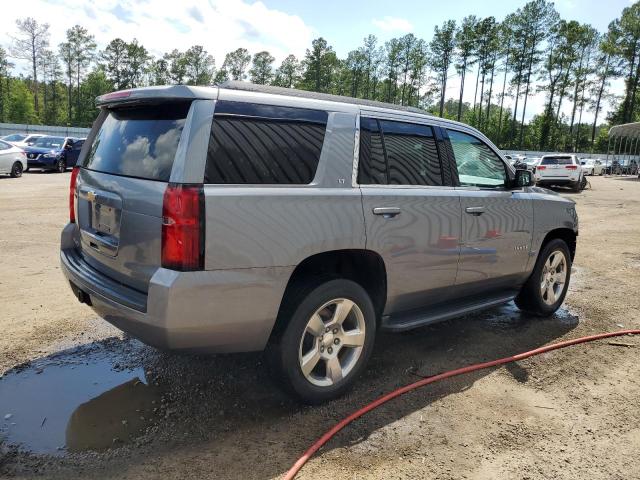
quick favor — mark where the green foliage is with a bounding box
[7,79,36,124]
[249,51,275,85]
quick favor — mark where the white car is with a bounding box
[580,158,604,176]
[0,139,27,177]
[1,133,46,148]
[535,154,584,192]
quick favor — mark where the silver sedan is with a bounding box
[0,140,27,177]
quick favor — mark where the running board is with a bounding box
[381,293,516,332]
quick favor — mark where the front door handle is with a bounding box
[465,206,485,216]
[373,207,401,219]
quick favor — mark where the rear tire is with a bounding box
[266,278,376,404]
[572,179,581,192]
[10,162,23,178]
[515,238,572,316]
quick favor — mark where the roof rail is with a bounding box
[219,80,437,118]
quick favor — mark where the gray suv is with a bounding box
[60,82,578,403]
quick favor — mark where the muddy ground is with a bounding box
[0,172,639,479]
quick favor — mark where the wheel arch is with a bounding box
[540,228,577,261]
[269,249,387,341]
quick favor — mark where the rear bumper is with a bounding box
[60,223,293,353]
[535,178,579,186]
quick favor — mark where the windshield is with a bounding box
[3,134,26,142]
[541,156,572,165]
[32,137,65,149]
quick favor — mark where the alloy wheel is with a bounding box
[540,250,568,305]
[298,298,366,387]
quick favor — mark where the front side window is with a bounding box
[205,101,328,184]
[358,117,443,186]
[447,129,506,188]
[0,140,10,150]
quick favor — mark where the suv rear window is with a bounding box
[82,102,190,181]
[541,156,572,165]
[204,101,328,184]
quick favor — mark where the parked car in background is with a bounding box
[535,154,584,192]
[524,157,541,172]
[0,139,27,177]
[23,136,84,172]
[580,158,604,176]
[60,83,579,403]
[1,133,46,148]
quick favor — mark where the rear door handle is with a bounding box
[465,206,485,216]
[373,207,401,219]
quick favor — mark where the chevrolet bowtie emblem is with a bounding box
[87,191,96,202]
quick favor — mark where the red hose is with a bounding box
[284,329,640,480]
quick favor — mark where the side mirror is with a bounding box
[514,169,534,188]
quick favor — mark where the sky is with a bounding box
[1,0,634,123]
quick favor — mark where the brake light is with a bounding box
[537,165,546,170]
[69,166,80,223]
[161,184,204,271]
[98,90,131,102]
[566,165,578,170]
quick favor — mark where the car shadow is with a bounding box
[0,303,578,478]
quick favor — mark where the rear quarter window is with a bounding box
[82,102,190,181]
[204,101,328,184]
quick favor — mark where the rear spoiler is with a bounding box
[96,85,218,107]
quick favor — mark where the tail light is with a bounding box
[565,165,578,170]
[69,166,80,223]
[537,166,546,170]
[161,184,204,271]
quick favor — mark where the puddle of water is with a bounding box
[480,303,578,331]
[0,349,160,455]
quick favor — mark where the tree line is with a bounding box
[0,0,639,153]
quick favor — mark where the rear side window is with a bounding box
[541,156,572,165]
[204,101,328,184]
[358,117,387,184]
[358,117,443,186]
[83,102,190,182]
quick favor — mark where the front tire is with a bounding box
[515,238,571,316]
[10,162,23,178]
[56,158,66,173]
[266,278,376,404]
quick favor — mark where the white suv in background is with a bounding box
[535,154,584,192]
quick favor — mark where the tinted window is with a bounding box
[541,156,572,165]
[205,101,327,184]
[72,140,84,151]
[381,121,442,186]
[83,103,190,181]
[0,140,10,150]
[358,118,442,186]
[447,129,506,188]
[358,117,387,184]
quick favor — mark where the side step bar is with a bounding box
[381,293,516,332]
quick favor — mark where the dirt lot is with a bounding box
[1,172,639,479]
